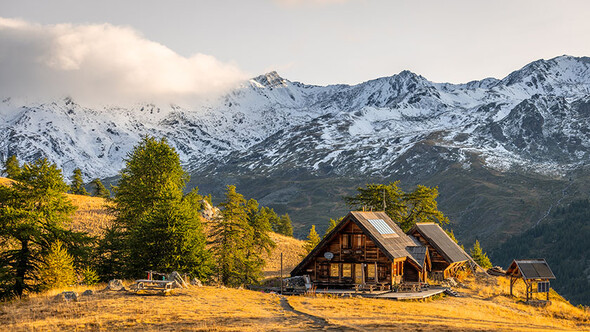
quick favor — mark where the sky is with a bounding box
[1,0,589,104]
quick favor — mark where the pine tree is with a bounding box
[210,185,251,286]
[345,182,449,232]
[0,158,89,298]
[470,240,492,269]
[401,185,449,232]
[303,225,321,254]
[275,213,293,237]
[323,217,342,238]
[3,155,21,179]
[90,178,110,198]
[70,168,89,195]
[107,136,212,279]
[38,241,76,291]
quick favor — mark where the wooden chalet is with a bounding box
[408,223,472,280]
[291,211,430,290]
[506,259,556,301]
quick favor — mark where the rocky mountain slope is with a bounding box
[3,55,590,241]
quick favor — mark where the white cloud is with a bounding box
[0,18,248,105]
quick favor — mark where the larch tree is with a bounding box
[345,182,449,232]
[273,213,293,237]
[470,240,492,269]
[303,225,321,254]
[0,158,89,298]
[323,217,343,238]
[3,155,21,179]
[105,136,212,279]
[70,168,89,196]
[210,185,251,286]
[90,178,110,198]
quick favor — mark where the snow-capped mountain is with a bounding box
[2,55,590,181]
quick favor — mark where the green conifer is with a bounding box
[106,136,212,279]
[323,217,342,238]
[303,225,321,254]
[38,241,76,291]
[470,240,492,269]
[3,155,21,179]
[90,178,110,198]
[276,213,293,237]
[70,168,89,195]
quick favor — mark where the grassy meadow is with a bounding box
[1,177,589,331]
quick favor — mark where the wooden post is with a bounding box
[280,252,283,295]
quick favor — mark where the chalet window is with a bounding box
[342,263,352,278]
[330,264,339,278]
[342,234,351,249]
[353,234,362,248]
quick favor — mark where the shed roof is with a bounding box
[506,259,556,280]
[409,223,470,263]
[291,211,426,276]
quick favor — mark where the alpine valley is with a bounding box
[2,55,590,303]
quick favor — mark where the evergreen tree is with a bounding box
[106,136,212,279]
[3,155,21,179]
[243,199,276,283]
[345,182,449,232]
[0,158,89,298]
[38,241,76,291]
[470,240,492,269]
[70,168,89,195]
[275,213,293,237]
[401,185,448,232]
[323,217,342,238]
[303,225,321,254]
[90,178,110,198]
[210,185,251,286]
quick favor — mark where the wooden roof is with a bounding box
[506,259,556,280]
[291,211,426,276]
[409,223,470,264]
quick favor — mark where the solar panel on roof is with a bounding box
[368,219,396,235]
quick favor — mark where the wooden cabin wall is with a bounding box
[301,221,397,286]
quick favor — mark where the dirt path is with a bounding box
[279,296,359,331]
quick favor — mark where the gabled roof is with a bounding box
[506,259,556,280]
[409,223,470,263]
[291,211,426,276]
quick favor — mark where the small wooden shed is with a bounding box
[408,223,472,280]
[505,259,556,301]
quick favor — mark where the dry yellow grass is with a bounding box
[67,194,114,237]
[287,276,590,331]
[263,232,306,278]
[0,285,314,331]
[1,276,587,331]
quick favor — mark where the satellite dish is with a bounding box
[324,252,334,260]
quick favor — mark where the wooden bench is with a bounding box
[398,282,421,292]
[134,279,175,294]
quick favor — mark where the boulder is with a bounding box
[82,289,94,296]
[54,291,78,302]
[106,279,124,291]
[190,278,203,287]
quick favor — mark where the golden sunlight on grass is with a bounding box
[263,232,306,278]
[67,194,114,237]
[0,285,314,331]
[0,177,15,186]
[287,276,590,331]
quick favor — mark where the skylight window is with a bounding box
[368,219,396,235]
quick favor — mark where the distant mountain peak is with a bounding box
[252,71,288,88]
